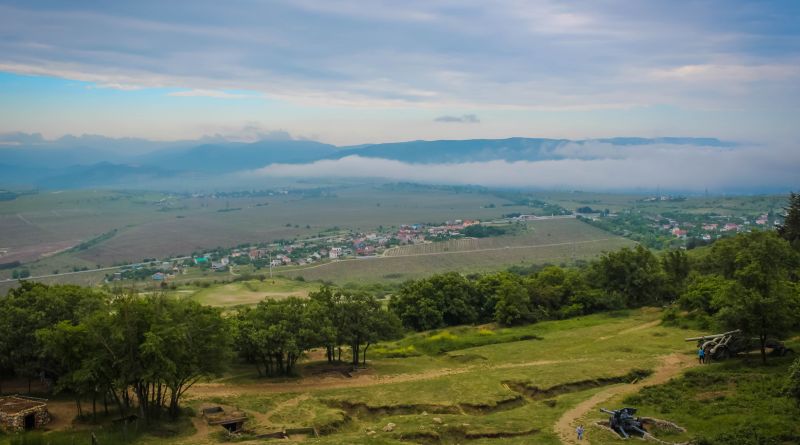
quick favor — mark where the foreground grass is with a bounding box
[586,351,800,445]
[4,308,749,445]
[4,309,796,445]
[0,416,195,445]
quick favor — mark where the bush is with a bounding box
[786,357,800,406]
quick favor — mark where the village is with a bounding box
[654,212,777,241]
[111,218,485,282]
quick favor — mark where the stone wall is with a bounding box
[0,405,50,432]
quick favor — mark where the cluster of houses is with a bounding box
[662,213,776,240]
[106,217,491,282]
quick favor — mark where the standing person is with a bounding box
[698,346,705,364]
[576,424,585,441]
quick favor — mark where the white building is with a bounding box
[329,247,343,259]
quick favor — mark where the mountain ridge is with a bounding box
[0,136,736,189]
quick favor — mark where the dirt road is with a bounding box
[186,359,570,400]
[554,352,697,444]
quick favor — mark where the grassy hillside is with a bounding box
[2,308,797,444]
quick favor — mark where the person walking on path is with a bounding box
[576,424,585,440]
[698,346,705,364]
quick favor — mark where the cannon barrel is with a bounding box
[599,408,616,415]
[684,329,740,342]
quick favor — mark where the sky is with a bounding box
[1,0,799,146]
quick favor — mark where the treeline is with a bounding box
[232,288,402,376]
[0,283,229,421]
[390,243,681,330]
[668,232,800,363]
[389,230,800,363]
[668,194,800,363]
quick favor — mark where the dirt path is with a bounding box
[187,359,570,399]
[595,319,662,341]
[554,353,696,445]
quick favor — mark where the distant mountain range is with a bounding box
[0,133,736,189]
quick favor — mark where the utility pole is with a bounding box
[268,252,273,279]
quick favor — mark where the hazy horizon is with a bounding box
[1,1,799,146]
[1,1,799,192]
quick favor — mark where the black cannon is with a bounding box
[600,407,646,439]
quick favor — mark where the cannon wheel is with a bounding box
[714,347,729,361]
[703,345,714,361]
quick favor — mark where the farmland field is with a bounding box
[383,218,612,257]
[534,190,787,217]
[0,185,535,279]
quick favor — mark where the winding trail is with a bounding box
[186,359,574,400]
[554,352,697,444]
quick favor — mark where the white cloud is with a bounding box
[248,143,800,192]
[167,89,257,99]
[650,63,800,83]
[1,0,797,113]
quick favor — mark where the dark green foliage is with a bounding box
[0,283,230,420]
[390,273,483,330]
[678,274,731,315]
[232,298,325,376]
[493,278,532,325]
[588,244,668,307]
[709,232,799,363]
[777,191,800,249]
[0,282,106,391]
[786,358,800,406]
[461,224,506,238]
[234,288,402,374]
[70,229,118,251]
[662,249,690,299]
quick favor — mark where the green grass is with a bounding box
[11,308,794,445]
[0,416,195,445]
[171,277,318,307]
[592,354,800,445]
[372,324,544,357]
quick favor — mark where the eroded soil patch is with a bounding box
[505,369,652,400]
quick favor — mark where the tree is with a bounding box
[778,192,800,249]
[150,298,230,417]
[338,293,402,368]
[389,273,481,331]
[678,273,730,315]
[493,278,531,326]
[661,249,691,299]
[307,287,344,363]
[0,282,104,393]
[589,245,668,307]
[711,232,800,364]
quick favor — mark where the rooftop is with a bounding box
[0,396,47,415]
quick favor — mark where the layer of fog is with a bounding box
[249,142,800,192]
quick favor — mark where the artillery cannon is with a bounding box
[685,330,793,361]
[600,407,646,439]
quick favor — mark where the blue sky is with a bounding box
[0,0,799,145]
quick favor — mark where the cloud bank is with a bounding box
[435,114,480,123]
[1,1,797,111]
[250,142,800,192]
